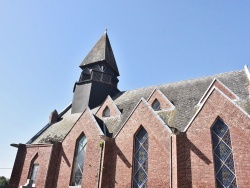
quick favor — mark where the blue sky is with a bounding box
[0,1,250,178]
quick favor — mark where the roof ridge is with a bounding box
[120,69,244,94]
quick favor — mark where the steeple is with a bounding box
[71,32,120,114]
[79,31,119,76]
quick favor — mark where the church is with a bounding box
[9,32,250,188]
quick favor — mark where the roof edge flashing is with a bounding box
[244,65,250,82]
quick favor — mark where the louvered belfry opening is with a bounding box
[71,32,120,114]
[211,118,237,188]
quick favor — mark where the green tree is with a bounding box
[0,176,9,188]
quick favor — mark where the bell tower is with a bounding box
[71,31,120,114]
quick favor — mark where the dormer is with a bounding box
[103,106,110,117]
[96,95,121,118]
[147,88,175,111]
[198,78,239,105]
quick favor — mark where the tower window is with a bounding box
[152,99,161,111]
[133,127,148,188]
[70,135,87,186]
[211,118,237,188]
[29,164,39,184]
[103,106,110,117]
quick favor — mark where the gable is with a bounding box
[198,78,239,105]
[95,95,121,118]
[147,88,175,110]
[115,98,172,138]
[185,87,250,132]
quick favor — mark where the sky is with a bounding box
[0,1,250,178]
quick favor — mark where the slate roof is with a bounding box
[111,70,249,134]
[79,32,120,76]
[29,69,250,144]
[30,106,82,144]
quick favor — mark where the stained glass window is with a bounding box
[211,118,237,188]
[30,164,39,184]
[152,99,161,111]
[103,106,110,117]
[133,127,148,188]
[70,135,87,186]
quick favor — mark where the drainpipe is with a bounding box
[170,134,172,188]
[97,141,104,188]
[98,135,109,188]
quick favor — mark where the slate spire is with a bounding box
[80,31,120,76]
[71,32,120,113]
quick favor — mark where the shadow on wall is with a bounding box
[9,144,27,188]
[101,139,132,187]
[177,133,212,187]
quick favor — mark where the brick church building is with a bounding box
[10,32,250,188]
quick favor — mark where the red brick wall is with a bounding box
[147,89,174,110]
[45,142,62,188]
[56,109,103,187]
[100,139,117,188]
[96,96,120,118]
[10,144,53,188]
[9,143,62,188]
[200,80,237,104]
[177,89,250,187]
[9,144,27,188]
[114,100,171,187]
[10,88,250,188]
[171,135,178,188]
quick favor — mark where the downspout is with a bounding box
[170,134,172,188]
[97,141,104,188]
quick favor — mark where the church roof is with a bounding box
[111,69,250,134]
[28,69,250,144]
[79,32,120,76]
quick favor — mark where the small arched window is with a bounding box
[152,99,161,111]
[211,118,237,187]
[29,164,39,184]
[103,106,110,117]
[28,153,39,185]
[70,135,87,186]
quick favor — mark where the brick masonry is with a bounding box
[9,144,53,188]
[9,88,250,188]
[147,89,174,110]
[113,99,171,187]
[96,96,121,118]
[56,109,103,187]
[176,89,250,188]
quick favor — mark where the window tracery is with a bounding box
[211,118,237,188]
[70,135,87,186]
[133,127,148,188]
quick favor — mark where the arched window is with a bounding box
[152,99,161,111]
[133,127,148,188]
[103,106,110,117]
[211,118,237,187]
[28,153,39,185]
[70,135,87,186]
[29,164,39,184]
